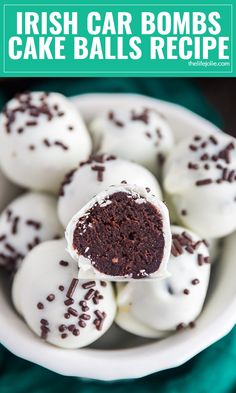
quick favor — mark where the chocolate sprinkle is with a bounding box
[197,254,205,266]
[40,319,49,326]
[54,141,69,151]
[94,310,106,320]
[188,163,199,170]
[43,139,51,147]
[26,121,37,127]
[68,324,76,332]
[176,323,186,331]
[64,299,74,306]
[195,179,213,186]
[68,307,78,317]
[59,169,76,197]
[26,220,41,230]
[59,260,69,267]
[41,326,49,340]
[131,108,150,125]
[189,144,198,151]
[58,325,67,333]
[108,111,124,127]
[91,165,105,182]
[46,294,55,302]
[94,318,105,331]
[59,324,67,332]
[157,153,165,166]
[80,313,91,320]
[84,289,95,300]
[66,278,79,299]
[209,135,218,145]
[12,217,19,234]
[78,320,86,328]
[82,281,96,289]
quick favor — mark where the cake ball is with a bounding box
[66,184,171,281]
[0,168,21,213]
[12,239,116,349]
[89,107,174,177]
[0,192,63,271]
[116,225,210,337]
[58,154,163,228]
[164,132,236,238]
[0,92,92,194]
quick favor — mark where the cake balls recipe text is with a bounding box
[8,11,230,61]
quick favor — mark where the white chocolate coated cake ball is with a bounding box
[12,239,116,349]
[0,168,21,213]
[164,133,236,238]
[0,192,63,271]
[58,154,163,228]
[66,184,171,281]
[89,107,174,177]
[0,92,92,194]
[116,226,210,337]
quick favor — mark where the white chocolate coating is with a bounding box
[0,192,63,271]
[0,168,21,213]
[164,133,236,238]
[66,184,171,281]
[89,107,174,177]
[12,239,116,349]
[116,225,210,337]
[58,154,163,228]
[0,92,92,194]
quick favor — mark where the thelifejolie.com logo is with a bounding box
[1,3,233,76]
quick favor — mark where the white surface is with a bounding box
[0,192,63,270]
[0,92,92,194]
[116,225,210,335]
[164,133,236,238]
[58,155,162,228]
[0,93,235,381]
[89,106,174,177]
[12,239,116,348]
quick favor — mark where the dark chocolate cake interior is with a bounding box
[73,191,165,278]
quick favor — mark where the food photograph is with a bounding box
[0,77,235,393]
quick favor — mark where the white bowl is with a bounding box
[0,93,235,381]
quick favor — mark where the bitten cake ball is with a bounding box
[0,92,92,194]
[116,225,210,337]
[12,239,116,349]
[0,192,63,271]
[164,133,236,238]
[58,154,163,228]
[0,168,21,213]
[89,107,174,177]
[66,184,171,281]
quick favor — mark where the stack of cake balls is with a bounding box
[0,91,235,349]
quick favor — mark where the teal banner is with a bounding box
[0,0,235,77]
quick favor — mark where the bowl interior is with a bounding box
[0,94,235,381]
